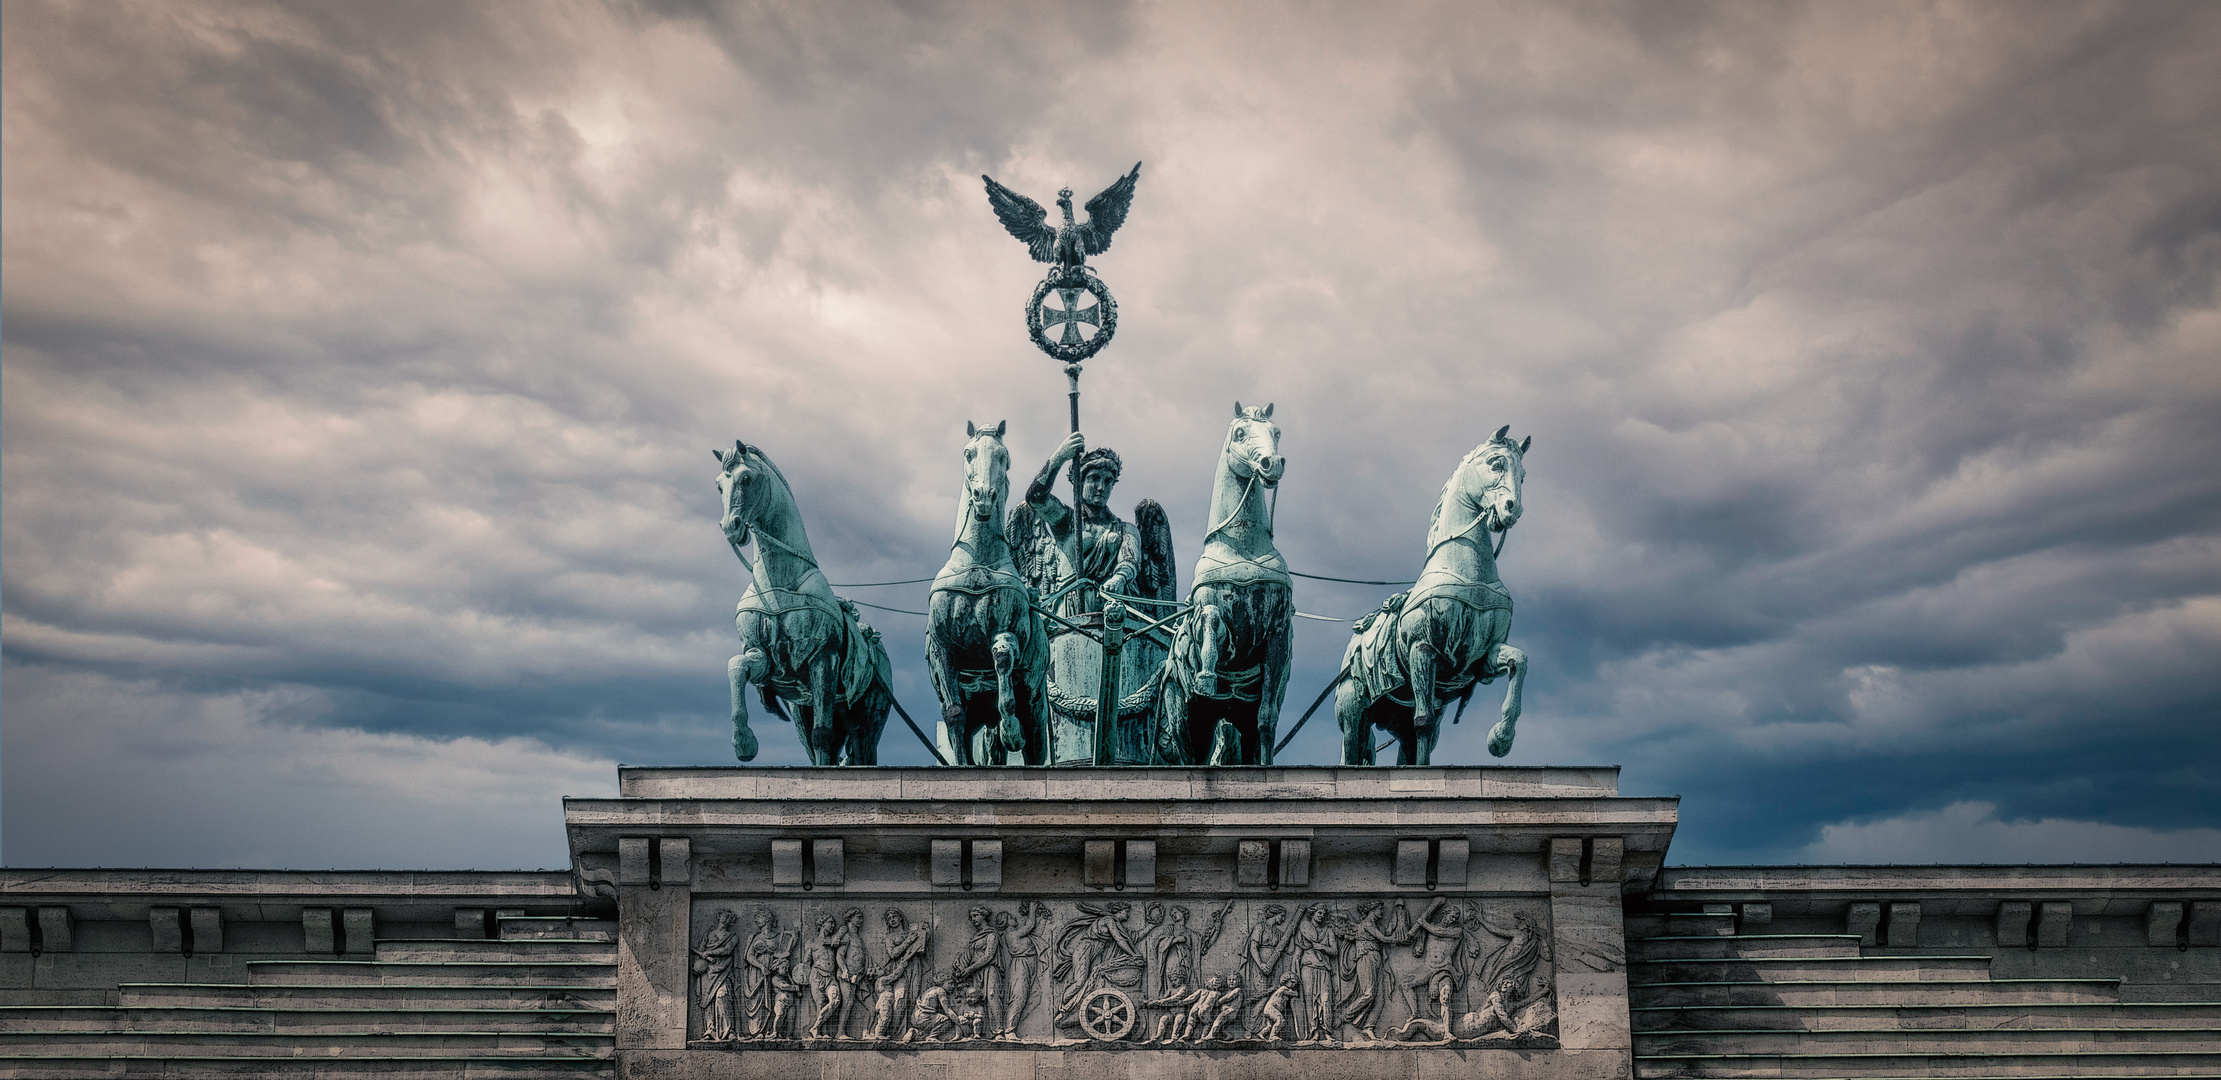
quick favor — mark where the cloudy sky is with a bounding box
[5,1,2218,871]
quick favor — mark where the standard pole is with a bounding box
[1064,361,1086,567]
[1096,600,1125,767]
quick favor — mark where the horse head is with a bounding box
[961,420,1011,525]
[1226,401,1285,486]
[1463,425,1530,533]
[713,440,762,548]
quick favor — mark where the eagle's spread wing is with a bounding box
[1133,497,1176,602]
[982,174,1056,264]
[1078,162,1143,257]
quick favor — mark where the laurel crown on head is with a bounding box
[1079,446,1122,482]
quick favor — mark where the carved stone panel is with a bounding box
[686,895,1557,1050]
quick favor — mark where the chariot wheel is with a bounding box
[1078,987,1137,1041]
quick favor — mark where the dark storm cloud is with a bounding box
[5,0,2218,868]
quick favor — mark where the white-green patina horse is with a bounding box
[1334,427,1530,765]
[1156,403,1294,765]
[716,441,891,765]
[927,421,1052,765]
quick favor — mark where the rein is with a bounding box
[1202,469,1261,543]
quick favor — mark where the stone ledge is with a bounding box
[615,765,1623,801]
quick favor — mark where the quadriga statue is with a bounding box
[1333,427,1530,765]
[1008,431,1175,764]
[714,441,892,765]
[926,421,1053,765]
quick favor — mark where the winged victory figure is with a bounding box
[982,163,1143,274]
[1008,431,1175,763]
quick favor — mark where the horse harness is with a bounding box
[931,563,1036,698]
[1349,566,1514,710]
[734,531,881,708]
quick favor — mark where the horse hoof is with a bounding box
[1486,720,1515,758]
[733,724,759,762]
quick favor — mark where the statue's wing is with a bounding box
[1133,497,1176,601]
[1077,162,1142,256]
[982,174,1057,263]
[1008,501,1055,593]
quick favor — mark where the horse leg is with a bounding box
[991,631,1021,765]
[1407,640,1439,767]
[1023,624,1053,767]
[1193,602,1225,695]
[728,650,767,762]
[1207,709,1241,767]
[1256,603,1293,765]
[925,623,970,766]
[846,664,889,766]
[807,650,838,766]
[1156,661,1195,765]
[1485,643,1527,758]
[1336,677,1373,766]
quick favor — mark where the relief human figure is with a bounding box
[800,914,848,1039]
[739,911,787,1037]
[880,908,932,1027]
[866,967,906,1040]
[1241,904,1291,1031]
[1149,905,1195,996]
[1132,903,1168,994]
[999,901,1050,1038]
[763,952,802,1039]
[1256,974,1301,1041]
[1393,899,1469,1043]
[1454,975,1554,1040]
[838,908,872,1035]
[1468,906,1547,1008]
[1337,899,1411,1041]
[953,985,988,1040]
[1492,976,1556,1039]
[691,909,740,1041]
[1179,975,1231,1042]
[1292,903,1341,1041]
[1053,901,1142,1025]
[955,906,1008,1037]
[902,970,969,1042]
[1200,974,1244,1041]
[1141,971,1206,1042]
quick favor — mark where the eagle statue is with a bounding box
[982,163,1143,274]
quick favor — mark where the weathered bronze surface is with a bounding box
[715,441,892,765]
[1335,427,1531,765]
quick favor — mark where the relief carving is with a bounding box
[690,896,1557,1048]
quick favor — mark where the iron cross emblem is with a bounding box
[1038,286,1101,345]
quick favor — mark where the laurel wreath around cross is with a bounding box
[1026,269,1118,363]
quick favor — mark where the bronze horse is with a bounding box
[1334,427,1529,765]
[927,421,1053,765]
[1157,403,1293,765]
[716,442,891,765]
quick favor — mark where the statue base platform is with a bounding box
[566,765,1676,1078]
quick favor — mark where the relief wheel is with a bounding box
[1078,987,1136,1041]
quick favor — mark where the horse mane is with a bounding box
[742,444,795,496]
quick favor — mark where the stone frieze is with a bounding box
[688,894,1557,1049]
